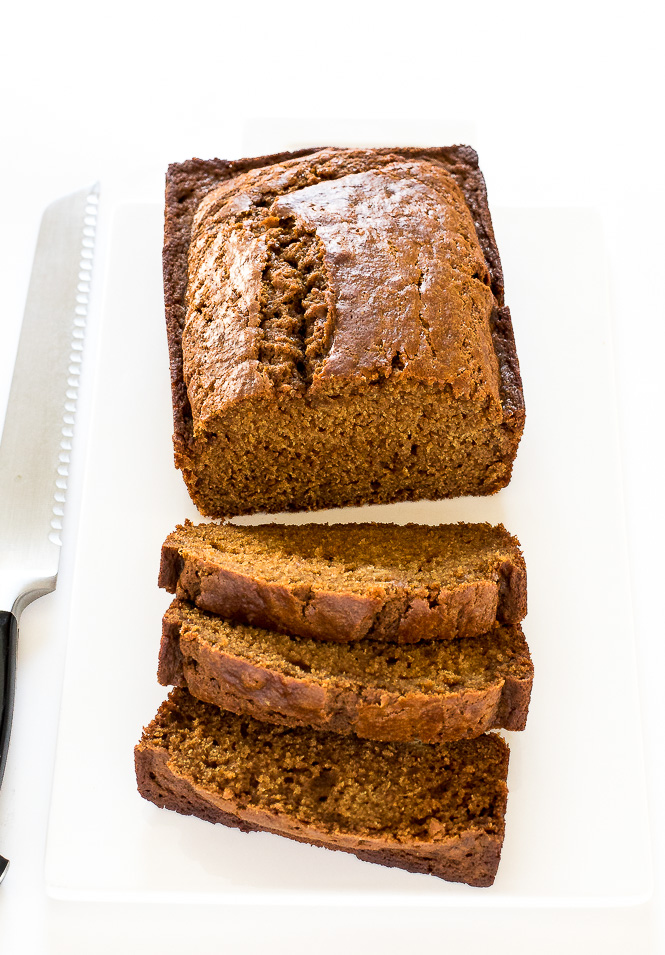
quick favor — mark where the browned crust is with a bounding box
[163,146,524,461]
[158,601,533,743]
[497,547,528,625]
[134,733,508,888]
[157,611,186,686]
[157,529,528,645]
[492,305,525,435]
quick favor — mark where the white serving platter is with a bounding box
[44,202,651,906]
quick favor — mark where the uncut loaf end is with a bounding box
[158,521,527,644]
[135,688,510,887]
[164,146,524,516]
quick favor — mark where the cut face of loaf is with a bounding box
[160,599,533,743]
[164,146,525,516]
[158,521,527,644]
[135,688,510,887]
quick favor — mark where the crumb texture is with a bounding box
[137,689,509,848]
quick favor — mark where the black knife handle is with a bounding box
[0,610,18,791]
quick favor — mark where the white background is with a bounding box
[0,1,663,951]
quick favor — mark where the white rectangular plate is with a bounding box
[45,203,651,905]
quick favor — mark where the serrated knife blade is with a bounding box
[0,184,99,881]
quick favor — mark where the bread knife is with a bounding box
[0,184,99,882]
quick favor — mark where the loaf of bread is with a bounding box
[164,146,525,516]
[159,599,533,743]
[159,521,527,644]
[135,688,510,887]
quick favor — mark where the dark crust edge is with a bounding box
[157,600,533,742]
[497,546,528,625]
[134,728,508,888]
[157,611,186,686]
[163,146,524,458]
[157,525,528,645]
[492,305,526,427]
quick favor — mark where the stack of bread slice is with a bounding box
[135,521,532,888]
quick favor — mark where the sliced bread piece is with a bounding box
[135,688,510,887]
[160,599,533,743]
[159,521,527,644]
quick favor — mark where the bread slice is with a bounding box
[159,521,527,644]
[135,688,510,887]
[160,599,533,743]
[164,147,525,517]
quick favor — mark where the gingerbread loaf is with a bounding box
[159,598,533,743]
[135,688,510,887]
[164,146,525,516]
[159,521,527,644]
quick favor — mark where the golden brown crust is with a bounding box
[184,152,499,414]
[163,147,512,449]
